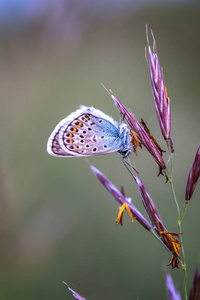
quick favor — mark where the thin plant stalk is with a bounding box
[180,201,189,224]
[166,140,188,300]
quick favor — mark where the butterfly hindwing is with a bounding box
[47,106,131,157]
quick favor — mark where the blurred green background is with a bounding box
[0,1,200,299]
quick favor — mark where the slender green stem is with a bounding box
[180,201,189,223]
[166,140,188,300]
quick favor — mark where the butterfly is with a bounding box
[47,105,132,158]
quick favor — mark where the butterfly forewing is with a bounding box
[58,113,121,156]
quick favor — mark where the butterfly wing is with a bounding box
[47,121,75,157]
[47,106,122,157]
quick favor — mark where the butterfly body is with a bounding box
[47,106,131,158]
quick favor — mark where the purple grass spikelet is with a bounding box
[146,25,173,152]
[166,274,182,300]
[185,145,200,201]
[90,164,152,231]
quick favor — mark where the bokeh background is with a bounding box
[0,1,200,299]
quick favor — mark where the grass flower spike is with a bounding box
[146,26,173,152]
[132,169,181,268]
[189,267,200,300]
[101,84,167,172]
[90,164,152,231]
[90,162,181,268]
[185,145,200,201]
[166,274,182,300]
[133,169,165,234]
[63,282,86,300]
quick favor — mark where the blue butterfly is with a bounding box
[47,106,132,158]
